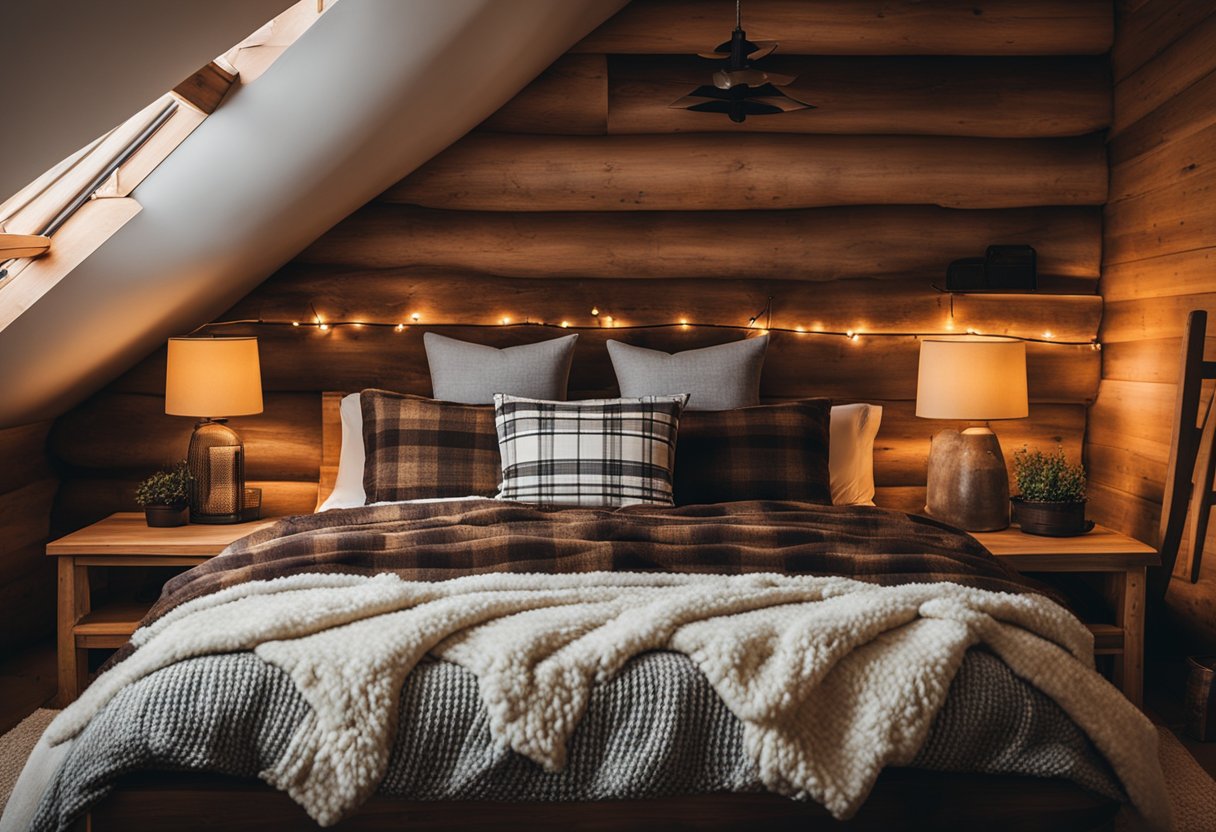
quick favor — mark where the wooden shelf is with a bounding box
[1088,623,1123,655]
[74,601,148,649]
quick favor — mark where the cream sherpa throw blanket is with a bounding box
[45,571,1171,829]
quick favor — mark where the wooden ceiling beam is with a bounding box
[173,60,239,115]
[0,233,51,260]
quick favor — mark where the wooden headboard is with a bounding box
[318,391,345,509]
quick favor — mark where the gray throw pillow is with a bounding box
[424,332,578,404]
[607,335,769,410]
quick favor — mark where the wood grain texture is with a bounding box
[1103,167,1216,266]
[606,55,1111,137]
[1101,248,1216,302]
[108,326,1100,405]
[1110,66,1216,165]
[1108,119,1216,204]
[386,134,1108,211]
[301,203,1102,281]
[1100,337,1216,385]
[0,421,52,495]
[1112,11,1216,135]
[226,271,1101,343]
[0,421,57,654]
[1112,0,1216,81]
[477,55,607,135]
[573,0,1113,56]
[49,392,321,480]
[46,513,278,556]
[172,61,237,115]
[1091,4,1216,654]
[1101,293,1216,343]
[53,479,317,534]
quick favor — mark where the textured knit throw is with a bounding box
[45,571,1172,829]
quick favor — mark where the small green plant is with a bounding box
[1013,445,1086,503]
[134,461,191,507]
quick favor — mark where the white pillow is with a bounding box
[319,395,884,511]
[829,403,882,506]
[317,393,366,511]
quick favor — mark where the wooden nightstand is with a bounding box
[972,524,1158,708]
[46,512,278,705]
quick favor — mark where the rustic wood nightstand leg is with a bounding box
[1113,566,1146,708]
[56,557,91,706]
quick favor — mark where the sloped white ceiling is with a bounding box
[0,0,295,202]
[0,0,627,427]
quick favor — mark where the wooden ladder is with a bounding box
[1158,310,1216,590]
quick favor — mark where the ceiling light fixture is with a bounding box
[670,0,814,123]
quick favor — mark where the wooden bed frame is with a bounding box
[82,770,1118,831]
[78,392,1125,830]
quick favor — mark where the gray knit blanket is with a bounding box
[28,648,1120,831]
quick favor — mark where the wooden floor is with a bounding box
[0,639,55,735]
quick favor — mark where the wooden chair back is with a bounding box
[1158,310,1216,588]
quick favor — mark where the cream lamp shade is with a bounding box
[165,337,263,418]
[916,336,1028,421]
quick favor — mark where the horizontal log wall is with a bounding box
[1087,0,1216,651]
[0,422,57,655]
[54,0,1110,530]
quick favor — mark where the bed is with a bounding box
[3,384,1168,832]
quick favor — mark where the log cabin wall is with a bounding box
[0,422,58,656]
[50,0,1111,533]
[1087,0,1216,652]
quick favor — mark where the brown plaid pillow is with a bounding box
[361,390,500,503]
[674,399,833,506]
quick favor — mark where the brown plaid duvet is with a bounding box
[139,499,1052,631]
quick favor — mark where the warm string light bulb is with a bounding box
[265,304,1092,348]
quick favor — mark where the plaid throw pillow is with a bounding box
[493,394,689,507]
[361,390,500,503]
[674,399,833,506]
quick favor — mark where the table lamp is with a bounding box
[916,336,1028,531]
[165,336,263,524]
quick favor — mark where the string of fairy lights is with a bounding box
[191,297,1101,349]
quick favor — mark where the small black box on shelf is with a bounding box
[946,245,1037,292]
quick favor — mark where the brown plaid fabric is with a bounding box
[673,399,833,506]
[360,390,500,503]
[125,500,1058,647]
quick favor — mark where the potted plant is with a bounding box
[1010,445,1092,537]
[135,461,191,527]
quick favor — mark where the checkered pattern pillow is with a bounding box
[492,394,689,507]
[361,390,500,503]
[674,399,833,506]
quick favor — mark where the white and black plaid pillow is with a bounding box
[492,394,689,507]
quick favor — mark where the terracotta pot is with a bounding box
[1010,497,1091,537]
[144,505,188,528]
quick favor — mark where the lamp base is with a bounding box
[187,419,246,524]
[924,426,1010,532]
